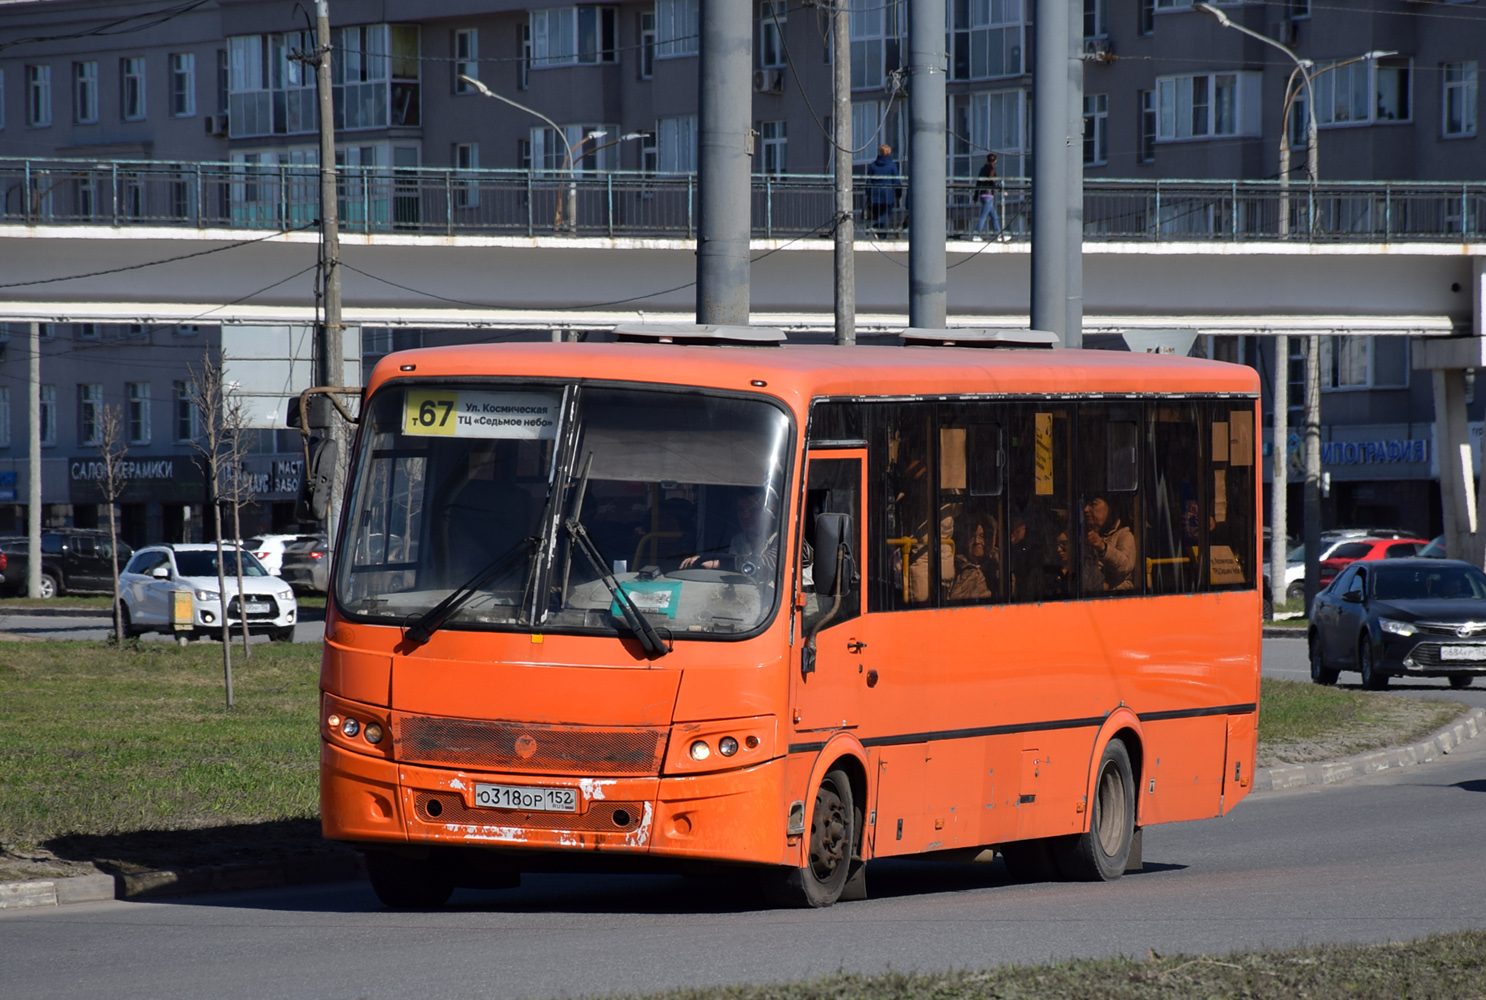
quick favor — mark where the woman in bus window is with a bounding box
[948,510,1001,602]
[1082,492,1137,593]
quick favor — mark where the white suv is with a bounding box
[119,544,298,643]
[244,534,319,576]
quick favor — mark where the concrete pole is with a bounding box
[833,0,855,346]
[1064,0,1083,348]
[696,0,751,325]
[315,0,345,551]
[1270,334,1289,609]
[1302,333,1322,614]
[1031,0,1069,339]
[27,323,41,599]
[907,0,946,329]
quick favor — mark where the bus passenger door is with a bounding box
[793,452,868,734]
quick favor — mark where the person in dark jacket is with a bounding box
[973,152,1006,240]
[864,144,901,234]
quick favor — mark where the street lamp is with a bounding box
[1195,4,1395,614]
[458,74,578,232]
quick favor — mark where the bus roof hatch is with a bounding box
[611,324,787,346]
[900,327,1059,349]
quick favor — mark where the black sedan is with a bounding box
[1309,557,1486,690]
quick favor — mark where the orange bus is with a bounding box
[318,335,1261,908]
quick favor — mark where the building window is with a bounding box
[1083,93,1108,165]
[1314,57,1411,126]
[127,382,150,444]
[1443,62,1477,138]
[850,0,905,90]
[217,49,229,114]
[518,137,531,170]
[0,388,10,447]
[122,57,147,120]
[1319,337,1409,390]
[174,381,197,441]
[947,90,1022,176]
[947,0,1019,82]
[656,0,700,58]
[640,130,658,174]
[454,28,478,91]
[0,70,5,130]
[26,65,51,127]
[657,115,697,173]
[74,61,98,124]
[1139,89,1156,161]
[532,8,618,68]
[1156,72,1260,140]
[75,324,99,340]
[759,2,786,69]
[1083,0,1106,39]
[170,53,195,116]
[1289,0,1309,19]
[454,142,480,207]
[529,124,618,174]
[79,384,102,446]
[40,385,56,447]
[760,120,787,173]
[639,12,655,78]
[1139,0,1154,35]
[519,24,532,89]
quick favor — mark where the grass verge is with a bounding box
[619,933,1486,1000]
[1257,676,1463,767]
[0,595,115,609]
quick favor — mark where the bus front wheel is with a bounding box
[1059,739,1135,881]
[365,850,455,910]
[778,768,859,908]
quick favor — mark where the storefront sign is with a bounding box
[1318,439,1429,466]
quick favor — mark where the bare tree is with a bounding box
[218,386,256,658]
[185,351,235,708]
[95,404,129,643]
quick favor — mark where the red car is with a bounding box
[1318,537,1430,587]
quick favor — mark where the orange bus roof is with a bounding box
[368,343,1260,405]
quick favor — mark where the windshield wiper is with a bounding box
[404,536,536,646]
[563,517,669,657]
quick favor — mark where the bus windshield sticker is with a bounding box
[610,580,682,619]
[1210,544,1245,585]
[1229,410,1254,466]
[1034,413,1054,496]
[1211,420,1230,463]
[403,390,561,440]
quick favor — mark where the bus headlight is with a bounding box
[340,717,361,738]
[718,736,739,757]
[689,740,710,761]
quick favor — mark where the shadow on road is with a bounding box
[44,818,356,877]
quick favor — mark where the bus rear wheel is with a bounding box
[1058,738,1135,881]
[365,850,455,910]
[778,768,858,908]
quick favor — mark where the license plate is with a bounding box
[1440,645,1486,661]
[246,602,270,612]
[472,783,578,813]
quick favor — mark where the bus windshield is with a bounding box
[336,383,792,639]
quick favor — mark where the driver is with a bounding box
[680,489,778,578]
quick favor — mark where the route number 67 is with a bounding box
[404,391,458,436]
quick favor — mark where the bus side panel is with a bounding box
[1222,710,1258,814]
[866,745,925,858]
[1133,715,1228,826]
[322,643,392,708]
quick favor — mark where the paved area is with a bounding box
[0,611,325,644]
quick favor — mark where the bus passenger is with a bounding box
[1083,492,1136,592]
[948,512,1000,601]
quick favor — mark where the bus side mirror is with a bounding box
[298,437,339,524]
[812,512,853,597]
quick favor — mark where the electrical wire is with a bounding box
[0,0,214,54]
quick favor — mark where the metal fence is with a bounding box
[2,158,1482,242]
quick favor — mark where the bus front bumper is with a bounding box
[321,741,789,866]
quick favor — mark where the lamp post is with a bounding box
[559,130,607,233]
[458,74,577,232]
[1196,4,1394,613]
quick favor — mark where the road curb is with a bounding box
[1253,706,1486,792]
[1262,627,1306,638]
[0,852,364,912]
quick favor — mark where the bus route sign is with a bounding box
[403,390,561,440]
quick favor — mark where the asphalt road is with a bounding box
[0,611,325,644]
[2,635,1485,1000]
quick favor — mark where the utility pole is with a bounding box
[314,0,345,549]
[832,0,854,346]
[1065,0,1083,348]
[907,0,946,329]
[1030,0,1069,339]
[1271,334,1289,611]
[696,0,751,325]
[27,323,40,599]
[1302,334,1322,613]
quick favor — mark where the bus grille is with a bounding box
[414,792,646,832]
[393,715,668,776]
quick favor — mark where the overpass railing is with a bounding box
[2,158,1483,242]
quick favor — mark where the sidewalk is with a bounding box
[4,707,1484,913]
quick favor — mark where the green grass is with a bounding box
[614,933,1486,1000]
[0,641,321,846]
[1264,616,1309,629]
[1257,677,1463,766]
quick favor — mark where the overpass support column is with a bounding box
[1418,258,1486,568]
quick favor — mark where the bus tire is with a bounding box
[1059,738,1135,881]
[365,851,455,910]
[780,768,858,908]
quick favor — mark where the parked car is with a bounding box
[1317,537,1429,587]
[0,529,133,598]
[1419,535,1447,558]
[118,543,297,642]
[279,535,330,594]
[243,533,319,576]
[1264,536,1404,604]
[1309,558,1486,690]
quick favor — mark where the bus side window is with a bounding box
[1007,405,1073,604]
[873,403,934,609]
[939,402,1005,606]
[800,455,863,633]
[1209,402,1257,589]
[1076,404,1143,597]
[1145,402,1204,595]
